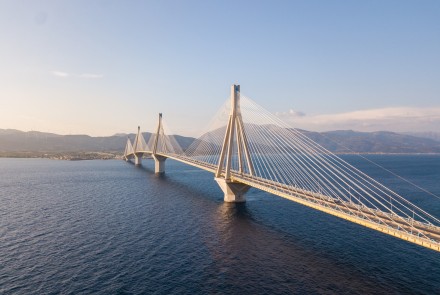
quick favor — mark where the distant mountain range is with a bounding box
[402,132,440,142]
[0,128,439,154]
[301,130,440,153]
[0,129,195,154]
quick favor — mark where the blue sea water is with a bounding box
[0,155,439,294]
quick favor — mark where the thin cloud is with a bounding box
[51,71,69,78]
[277,107,440,133]
[276,109,306,117]
[50,70,103,79]
[79,73,103,79]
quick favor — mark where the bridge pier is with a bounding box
[134,153,143,166]
[153,155,166,174]
[215,178,250,203]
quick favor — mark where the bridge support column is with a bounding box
[215,178,250,203]
[134,153,143,166]
[153,155,166,174]
[215,84,254,203]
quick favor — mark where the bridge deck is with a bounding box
[126,151,440,252]
[164,153,440,252]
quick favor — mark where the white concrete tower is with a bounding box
[133,126,143,166]
[123,137,133,161]
[215,84,254,202]
[152,113,167,174]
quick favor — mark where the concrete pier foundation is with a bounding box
[153,155,167,174]
[134,153,143,166]
[215,178,250,203]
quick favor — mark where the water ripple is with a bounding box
[0,157,439,294]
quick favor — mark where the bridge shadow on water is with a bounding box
[195,202,400,294]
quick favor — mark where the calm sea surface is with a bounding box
[1,155,440,294]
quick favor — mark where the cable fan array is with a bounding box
[182,95,440,242]
[123,92,440,249]
[147,119,183,156]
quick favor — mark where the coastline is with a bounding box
[1,151,439,161]
[0,151,123,161]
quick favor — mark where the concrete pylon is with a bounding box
[215,84,254,202]
[123,137,131,161]
[133,126,143,166]
[152,113,166,174]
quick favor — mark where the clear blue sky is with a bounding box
[1,1,439,136]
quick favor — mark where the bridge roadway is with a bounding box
[130,151,440,252]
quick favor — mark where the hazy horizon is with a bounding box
[2,125,440,139]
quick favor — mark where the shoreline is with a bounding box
[0,151,123,161]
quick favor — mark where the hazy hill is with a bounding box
[302,130,440,153]
[0,129,194,153]
[0,128,439,154]
[401,132,440,142]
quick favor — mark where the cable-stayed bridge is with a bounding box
[124,85,440,253]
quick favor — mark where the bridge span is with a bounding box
[124,85,440,253]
